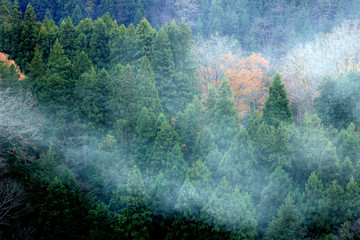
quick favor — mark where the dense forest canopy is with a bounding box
[1,0,360,239]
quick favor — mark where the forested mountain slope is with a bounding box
[9,0,360,57]
[1,1,360,239]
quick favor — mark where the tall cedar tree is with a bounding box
[263,72,293,127]
[265,194,304,240]
[211,79,239,152]
[19,3,38,71]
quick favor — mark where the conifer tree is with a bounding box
[211,79,239,152]
[28,45,45,81]
[135,18,156,58]
[201,178,258,239]
[59,16,78,60]
[90,19,110,69]
[151,26,178,115]
[74,50,93,78]
[263,72,293,127]
[151,117,179,172]
[136,56,163,117]
[39,177,73,240]
[19,3,38,71]
[43,39,75,120]
[265,194,304,240]
[7,0,23,60]
[115,165,153,240]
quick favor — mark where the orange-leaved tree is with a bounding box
[227,53,270,118]
[198,52,270,119]
[0,52,25,80]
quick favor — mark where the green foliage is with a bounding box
[210,79,239,152]
[263,72,293,127]
[114,165,153,240]
[3,3,360,239]
[265,195,304,240]
[39,177,73,239]
[201,178,258,239]
[316,72,360,129]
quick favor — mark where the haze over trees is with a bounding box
[1,0,360,239]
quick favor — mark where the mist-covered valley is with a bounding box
[1,0,360,239]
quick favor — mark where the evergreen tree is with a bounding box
[90,18,110,69]
[7,0,23,60]
[28,45,45,81]
[175,100,202,162]
[258,167,298,232]
[201,177,258,239]
[71,4,83,26]
[135,18,156,58]
[263,72,293,127]
[74,50,93,78]
[115,165,153,240]
[18,3,38,71]
[176,159,212,218]
[219,128,260,195]
[151,26,178,115]
[39,177,73,240]
[151,117,179,172]
[42,39,75,121]
[59,16,78,61]
[265,195,304,240]
[136,56,163,117]
[210,79,239,152]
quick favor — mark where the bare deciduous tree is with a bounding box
[279,20,360,122]
[173,0,200,28]
[0,89,42,161]
[0,178,28,226]
[194,33,245,91]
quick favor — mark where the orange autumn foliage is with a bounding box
[199,52,270,118]
[0,52,25,80]
[227,53,270,118]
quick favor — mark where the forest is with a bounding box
[1,0,360,239]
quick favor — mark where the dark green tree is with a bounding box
[74,50,93,78]
[18,3,38,71]
[114,165,153,240]
[90,18,110,69]
[263,72,293,127]
[135,18,156,58]
[210,79,239,152]
[315,72,360,129]
[265,194,304,240]
[201,177,258,239]
[59,16,78,60]
[39,177,73,240]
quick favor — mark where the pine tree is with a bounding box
[219,128,259,195]
[90,18,110,69]
[18,3,38,71]
[201,178,258,239]
[59,16,78,60]
[74,50,93,78]
[151,117,179,172]
[151,26,178,115]
[115,165,153,240]
[39,177,73,240]
[135,18,156,58]
[259,167,298,231]
[43,39,75,120]
[176,159,212,218]
[7,0,22,59]
[210,79,239,152]
[28,45,45,81]
[263,72,293,127]
[136,56,163,117]
[265,195,304,240]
